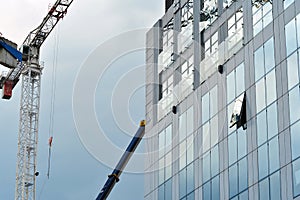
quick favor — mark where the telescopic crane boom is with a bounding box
[96,120,146,200]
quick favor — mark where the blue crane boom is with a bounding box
[96,120,146,200]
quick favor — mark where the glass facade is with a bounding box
[145,1,300,200]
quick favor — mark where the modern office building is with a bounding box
[145,0,300,199]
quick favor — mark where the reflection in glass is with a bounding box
[203,181,211,200]
[289,87,300,124]
[212,176,220,200]
[291,121,300,160]
[236,63,245,96]
[227,70,236,104]
[257,110,267,146]
[203,152,210,183]
[267,102,278,139]
[259,178,270,200]
[255,46,264,81]
[266,70,277,106]
[187,163,194,193]
[258,144,268,180]
[211,145,219,177]
[179,169,187,199]
[293,158,300,197]
[270,171,281,200]
[239,157,248,192]
[202,93,210,123]
[269,137,279,174]
[229,163,238,198]
[238,129,247,160]
[285,19,297,57]
[287,51,299,90]
[264,38,275,73]
[256,78,266,113]
[228,132,237,166]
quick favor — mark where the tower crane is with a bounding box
[0,1,73,199]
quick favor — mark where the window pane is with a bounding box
[270,171,281,200]
[203,152,210,183]
[254,20,262,36]
[256,78,266,113]
[210,86,218,117]
[203,181,211,200]
[187,135,194,164]
[238,129,247,160]
[228,102,236,134]
[179,169,187,199]
[166,125,172,152]
[259,178,270,200]
[229,163,238,198]
[236,63,245,96]
[187,163,194,193]
[264,38,275,73]
[285,19,297,57]
[287,52,299,90]
[180,141,187,170]
[293,158,300,197]
[269,137,279,174]
[165,178,172,199]
[180,113,187,141]
[258,144,268,180]
[202,93,210,123]
[255,46,264,81]
[239,157,248,192]
[239,190,248,200]
[158,184,164,200]
[227,70,236,104]
[211,145,219,177]
[266,70,277,106]
[187,106,194,135]
[187,192,194,200]
[159,131,165,158]
[159,158,164,185]
[267,102,278,139]
[228,132,237,166]
[257,110,267,146]
[165,152,172,180]
[212,176,220,200]
[284,0,294,9]
[211,116,218,147]
[297,15,300,48]
[263,11,272,29]
[203,122,210,153]
[289,87,300,124]
[291,121,300,160]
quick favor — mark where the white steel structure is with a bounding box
[0,1,73,199]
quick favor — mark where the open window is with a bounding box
[230,92,246,130]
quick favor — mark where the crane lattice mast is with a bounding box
[11,1,73,199]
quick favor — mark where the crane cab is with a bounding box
[2,80,13,99]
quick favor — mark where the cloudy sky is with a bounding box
[0,0,163,199]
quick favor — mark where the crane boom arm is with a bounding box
[96,120,146,200]
[5,0,73,83]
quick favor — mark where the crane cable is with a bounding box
[47,24,60,179]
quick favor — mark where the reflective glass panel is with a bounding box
[285,19,297,57]
[187,106,194,135]
[257,110,267,146]
[228,132,237,165]
[289,87,300,124]
[202,152,210,183]
[203,122,210,153]
[229,163,238,198]
[259,178,270,200]
[264,38,275,73]
[293,158,300,197]
[211,116,218,147]
[238,129,247,160]
[255,46,264,81]
[203,181,211,200]
[187,135,194,164]
[212,176,220,200]
[180,141,187,170]
[256,78,266,113]
[202,93,210,123]
[179,169,187,199]
[258,144,268,179]
[180,113,187,141]
[287,51,299,90]
[236,63,245,96]
[269,137,279,174]
[158,184,164,200]
[187,163,194,193]
[210,86,218,117]
[291,121,300,160]
[239,158,248,192]
[266,70,277,106]
[267,102,278,139]
[270,171,281,200]
[211,145,219,177]
[227,70,236,104]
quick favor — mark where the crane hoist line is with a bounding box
[0,1,74,200]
